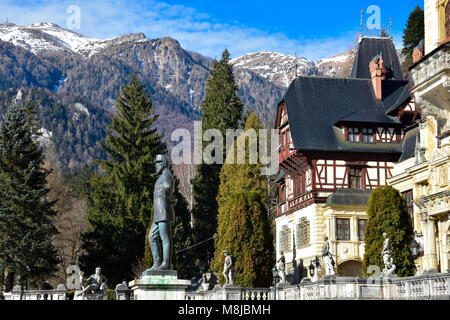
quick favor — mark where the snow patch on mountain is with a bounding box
[74,102,89,116]
[231,51,319,88]
[0,22,147,58]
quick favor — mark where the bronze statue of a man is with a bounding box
[148,154,175,271]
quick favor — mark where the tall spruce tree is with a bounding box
[97,74,167,226]
[402,6,425,56]
[362,186,416,277]
[401,6,425,73]
[211,113,274,287]
[191,49,243,270]
[0,101,59,289]
[80,74,166,285]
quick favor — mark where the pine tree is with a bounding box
[401,5,424,74]
[362,186,416,277]
[79,173,136,286]
[211,113,274,287]
[97,74,167,226]
[0,101,59,289]
[80,74,166,285]
[191,49,243,270]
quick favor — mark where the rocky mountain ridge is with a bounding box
[0,22,360,170]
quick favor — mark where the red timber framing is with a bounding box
[275,102,397,218]
[342,124,402,143]
[396,101,421,124]
[312,159,393,191]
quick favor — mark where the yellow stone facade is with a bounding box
[425,0,449,54]
[388,0,450,274]
[275,190,374,278]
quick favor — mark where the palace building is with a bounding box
[387,0,450,274]
[274,36,418,279]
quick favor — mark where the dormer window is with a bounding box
[362,128,374,142]
[348,127,360,142]
[347,127,374,143]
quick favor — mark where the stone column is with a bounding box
[423,217,439,271]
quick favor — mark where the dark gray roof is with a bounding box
[384,80,411,114]
[339,108,400,124]
[351,37,403,80]
[283,76,404,153]
[398,125,419,162]
[326,188,373,206]
[275,170,285,183]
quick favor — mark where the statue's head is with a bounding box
[156,154,168,174]
[383,232,388,239]
[95,267,101,274]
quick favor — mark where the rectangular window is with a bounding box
[336,218,350,240]
[358,219,367,241]
[349,168,362,189]
[362,128,374,143]
[348,127,360,142]
[279,184,286,202]
[402,190,414,227]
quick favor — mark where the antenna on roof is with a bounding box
[389,17,392,39]
[360,9,364,33]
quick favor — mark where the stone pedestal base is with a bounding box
[73,291,108,300]
[130,270,190,300]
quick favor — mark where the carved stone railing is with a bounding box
[242,288,270,300]
[184,286,270,300]
[410,43,449,89]
[3,284,67,300]
[122,272,450,300]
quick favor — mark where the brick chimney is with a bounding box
[369,55,387,100]
[412,40,425,64]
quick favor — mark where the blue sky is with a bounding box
[1,0,422,60]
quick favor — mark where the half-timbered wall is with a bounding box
[312,159,394,191]
[343,126,402,143]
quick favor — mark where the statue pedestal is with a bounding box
[130,270,190,300]
[73,291,108,300]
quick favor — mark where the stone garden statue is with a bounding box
[322,236,336,275]
[223,251,233,286]
[148,154,175,271]
[77,267,107,296]
[381,233,396,275]
[277,251,286,284]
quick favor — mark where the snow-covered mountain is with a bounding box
[0,22,146,57]
[316,49,357,78]
[231,49,356,89]
[231,51,319,88]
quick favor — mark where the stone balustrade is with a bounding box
[2,284,67,300]
[184,273,450,300]
[185,286,270,300]
[3,273,448,300]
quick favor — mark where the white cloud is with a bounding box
[0,0,357,60]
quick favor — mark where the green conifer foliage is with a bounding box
[80,75,166,285]
[0,101,59,288]
[362,186,416,277]
[191,49,243,269]
[402,6,425,56]
[401,5,424,74]
[211,113,274,287]
[97,74,167,226]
